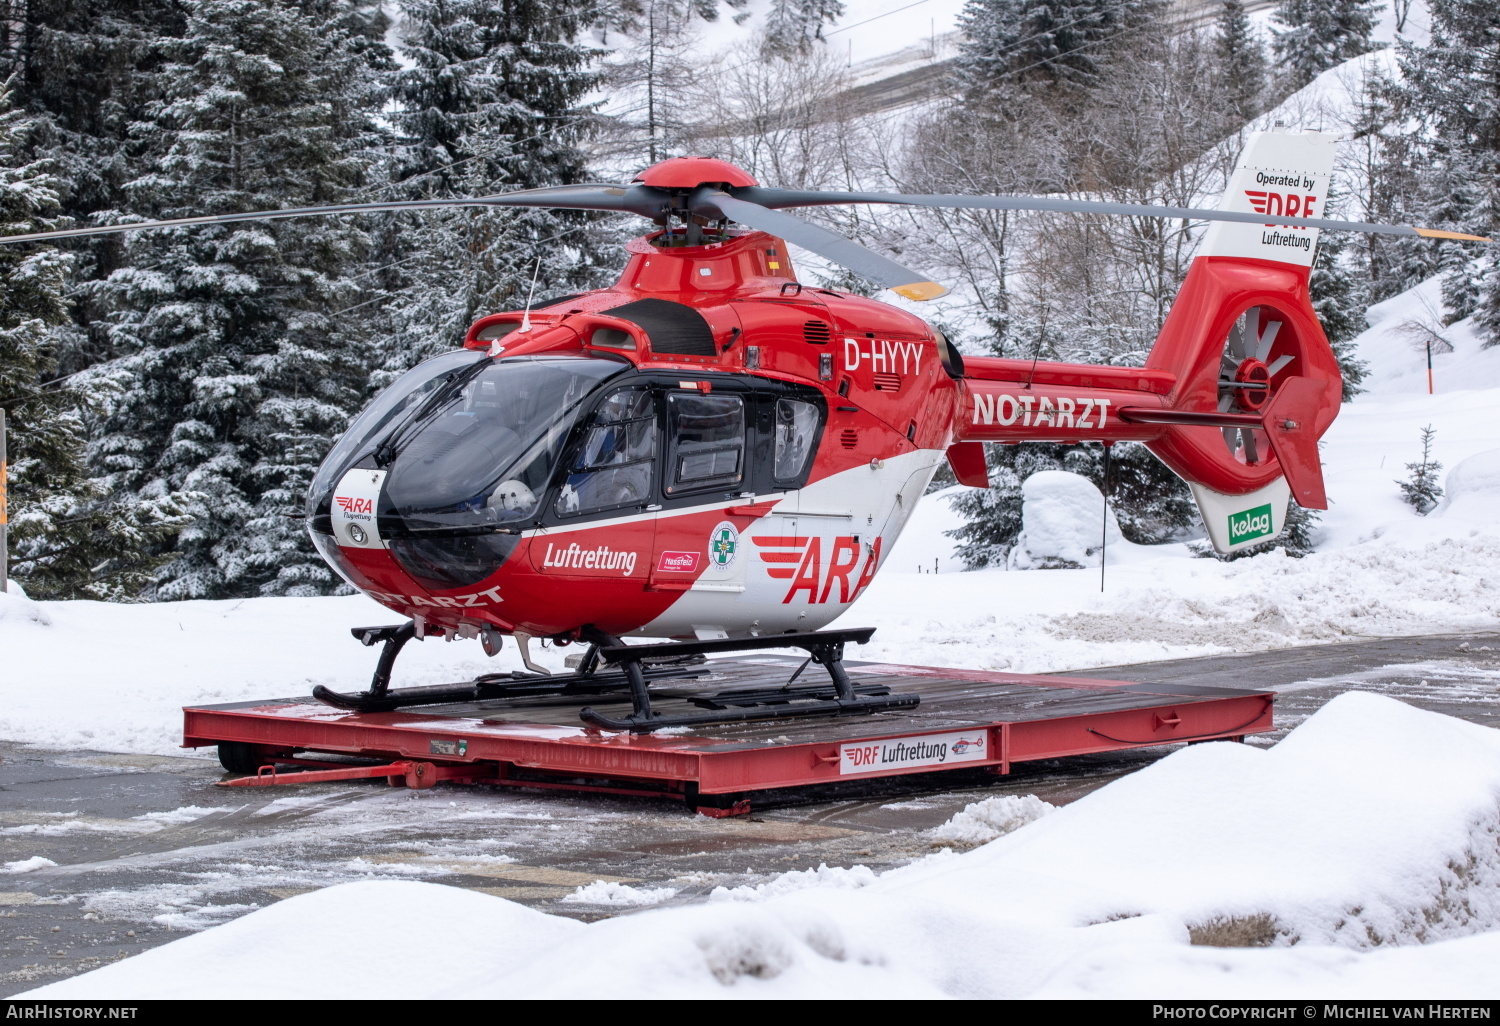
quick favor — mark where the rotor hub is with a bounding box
[1233,358,1271,412]
[633,156,759,190]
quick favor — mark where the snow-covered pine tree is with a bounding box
[1398,424,1443,514]
[760,0,843,57]
[596,0,746,35]
[375,0,613,378]
[953,0,1021,103]
[88,0,392,599]
[1346,61,1436,305]
[1393,0,1500,344]
[954,0,1164,100]
[1215,0,1267,120]
[0,88,189,599]
[0,0,188,383]
[1270,0,1381,90]
[0,0,185,228]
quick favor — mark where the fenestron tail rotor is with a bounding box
[1216,305,1296,466]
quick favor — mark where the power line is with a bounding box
[823,0,932,38]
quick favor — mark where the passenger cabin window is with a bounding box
[555,388,656,515]
[773,399,819,482]
[667,393,744,494]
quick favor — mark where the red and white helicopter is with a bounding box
[10,131,1485,733]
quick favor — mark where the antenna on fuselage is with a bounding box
[517,257,544,334]
[1024,307,1049,391]
[1100,442,1113,593]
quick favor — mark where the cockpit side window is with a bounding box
[555,387,658,516]
[773,398,820,483]
[667,393,744,494]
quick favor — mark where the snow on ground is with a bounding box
[0,585,577,757]
[26,693,1500,998]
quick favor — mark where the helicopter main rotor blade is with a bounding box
[0,184,650,247]
[699,190,947,301]
[734,187,1493,243]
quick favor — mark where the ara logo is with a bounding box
[752,535,882,605]
[335,495,374,516]
[1228,503,1274,543]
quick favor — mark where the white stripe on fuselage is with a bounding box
[638,448,946,638]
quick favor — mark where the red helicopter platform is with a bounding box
[183,656,1274,815]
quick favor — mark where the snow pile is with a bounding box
[1353,276,1500,397]
[1009,471,1125,570]
[925,794,1056,848]
[1439,448,1500,523]
[25,881,583,999]
[3,856,58,874]
[1037,930,1500,1000]
[915,692,1500,948]
[562,881,679,907]
[2,807,217,838]
[709,863,879,903]
[0,581,50,627]
[29,694,1500,999]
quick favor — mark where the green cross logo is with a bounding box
[710,523,738,567]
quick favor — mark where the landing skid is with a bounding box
[311,624,914,731]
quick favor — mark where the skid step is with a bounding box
[687,681,893,709]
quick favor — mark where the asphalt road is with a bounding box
[3,630,1499,996]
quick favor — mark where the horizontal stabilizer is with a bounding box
[946,442,989,488]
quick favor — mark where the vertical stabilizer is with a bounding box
[1199,131,1340,268]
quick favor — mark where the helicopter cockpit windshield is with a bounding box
[307,351,625,589]
[380,356,623,530]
